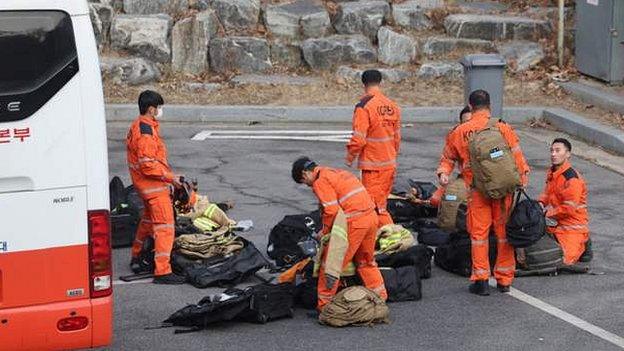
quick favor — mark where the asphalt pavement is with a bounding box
[98,121,624,351]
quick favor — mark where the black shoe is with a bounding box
[153,273,186,285]
[130,257,153,274]
[497,284,510,293]
[468,280,490,296]
[579,239,593,263]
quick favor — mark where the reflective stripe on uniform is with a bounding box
[322,199,339,207]
[473,268,489,275]
[153,223,174,231]
[511,145,522,153]
[494,266,514,272]
[353,131,366,139]
[358,160,396,167]
[154,252,170,258]
[338,186,366,204]
[563,201,587,209]
[471,239,488,246]
[134,239,144,245]
[366,135,394,142]
[141,186,170,195]
[497,238,508,244]
[344,208,374,219]
[356,261,378,268]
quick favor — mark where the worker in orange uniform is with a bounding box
[127,90,186,284]
[346,70,401,227]
[412,106,473,207]
[437,90,530,295]
[292,157,387,310]
[539,138,592,265]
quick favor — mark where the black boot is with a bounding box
[130,257,153,274]
[469,280,490,296]
[153,273,186,285]
[579,239,593,263]
[496,284,510,293]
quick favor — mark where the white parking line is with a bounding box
[113,279,152,286]
[192,129,353,142]
[489,279,624,349]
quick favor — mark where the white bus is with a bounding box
[0,1,113,349]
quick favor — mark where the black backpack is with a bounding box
[434,231,497,277]
[173,238,269,288]
[267,212,320,267]
[506,189,546,248]
[515,234,563,277]
[109,177,141,248]
[109,176,126,211]
[163,283,293,332]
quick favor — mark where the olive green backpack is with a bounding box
[469,119,521,199]
[437,178,468,232]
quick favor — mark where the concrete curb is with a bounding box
[106,104,624,155]
[560,82,624,115]
[105,104,544,124]
[543,108,624,155]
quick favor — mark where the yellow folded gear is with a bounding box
[191,202,235,236]
[376,224,415,255]
[313,210,356,279]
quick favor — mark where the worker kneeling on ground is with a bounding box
[292,157,388,311]
[539,138,592,265]
[127,90,186,284]
[346,70,401,227]
[437,90,530,295]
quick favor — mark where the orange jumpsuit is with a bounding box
[346,87,401,227]
[539,161,589,265]
[312,167,387,310]
[439,110,530,286]
[127,115,176,276]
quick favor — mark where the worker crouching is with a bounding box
[292,157,388,311]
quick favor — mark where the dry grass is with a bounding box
[103,71,624,130]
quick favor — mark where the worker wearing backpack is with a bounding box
[292,157,387,311]
[346,70,401,227]
[538,138,591,265]
[437,90,530,295]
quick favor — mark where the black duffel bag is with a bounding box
[267,211,320,268]
[506,189,546,248]
[434,231,497,277]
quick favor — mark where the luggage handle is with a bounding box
[513,188,532,205]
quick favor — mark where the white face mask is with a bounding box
[156,107,163,118]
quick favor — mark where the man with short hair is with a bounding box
[346,70,401,227]
[414,106,472,207]
[126,90,186,284]
[437,90,530,295]
[539,138,592,265]
[292,156,387,310]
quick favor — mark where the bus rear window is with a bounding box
[0,11,79,122]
